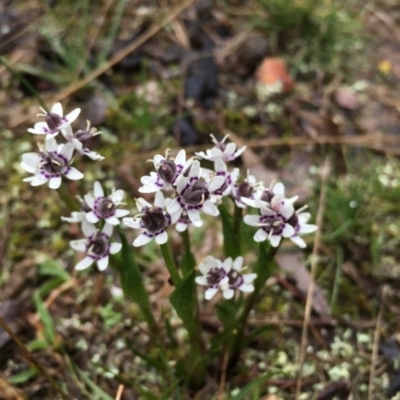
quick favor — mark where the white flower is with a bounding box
[232,172,258,208]
[84,181,129,226]
[69,223,122,271]
[211,158,240,197]
[21,137,84,189]
[287,209,317,248]
[139,149,192,193]
[242,181,298,211]
[175,210,192,232]
[243,204,295,247]
[61,197,93,232]
[123,191,178,247]
[195,256,257,300]
[28,102,80,137]
[195,134,246,162]
[166,160,225,227]
[61,121,104,161]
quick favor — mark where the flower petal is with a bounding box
[97,256,109,271]
[75,256,94,271]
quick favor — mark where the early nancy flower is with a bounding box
[21,137,84,189]
[61,121,104,161]
[123,191,178,247]
[69,223,122,271]
[195,256,257,300]
[28,102,81,137]
[287,209,317,248]
[244,205,295,247]
[84,181,129,226]
[195,134,246,162]
[61,196,93,232]
[167,160,225,227]
[139,149,192,193]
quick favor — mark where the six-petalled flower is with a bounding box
[84,181,129,226]
[69,223,122,271]
[21,137,84,189]
[28,102,81,137]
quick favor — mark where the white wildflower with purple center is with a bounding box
[28,102,81,137]
[243,182,298,211]
[139,149,192,193]
[69,223,122,271]
[21,137,84,189]
[211,158,240,197]
[232,172,258,208]
[123,191,178,247]
[61,197,93,232]
[195,134,246,162]
[62,121,104,161]
[195,256,257,300]
[287,209,317,248]
[84,181,129,226]
[167,160,225,227]
[244,204,295,247]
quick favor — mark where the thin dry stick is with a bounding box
[367,285,387,400]
[9,0,195,129]
[295,158,330,399]
[0,316,71,400]
[115,384,124,400]
[218,347,230,396]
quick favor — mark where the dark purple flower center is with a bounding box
[183,179,209,205]
[140,206,166,232]
[287,213,299,228]
[207,267,226,287]
[74,129,92,143]
[45,112,63,132]
[97,198,116,218]
[157,160,177,184]
[238,181,253,198]
[227,269,243,288]
[87,233,109,258]
[260,189,274,203]
[260,214,285,235]
[214,141,226,152]
[41,152,66,174]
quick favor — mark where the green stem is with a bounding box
[229,242,278,366]
[160,242,182,285]
[233,204,242,241]
[57,184,80,211]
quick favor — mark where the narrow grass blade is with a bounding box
[116,227,157,331]
[219,204,241,259]
[33,291,55,346]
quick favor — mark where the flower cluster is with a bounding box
[195,256,256,300]
[22,104,317,296]
[21,102,104,190]
[21,103,123,271]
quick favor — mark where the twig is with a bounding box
[115,384,124,400]
[295,158,330,398]
[0,316,71,400]
[368,285,387,400]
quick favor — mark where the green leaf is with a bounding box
[8,367,39,384]
[253,242,275,292]
[33,291,55,346]
[169,271,197,334]
[37,277,66,298]
[26,339,48,352]
[116,228,157,331]
[38,258,70,280]
[74,365,114,400]
[230,373,275,400]
[219,204,241,258]
[216,300,238,330]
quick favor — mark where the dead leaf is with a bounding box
[255,57,293,93]
[277,252,330,317]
